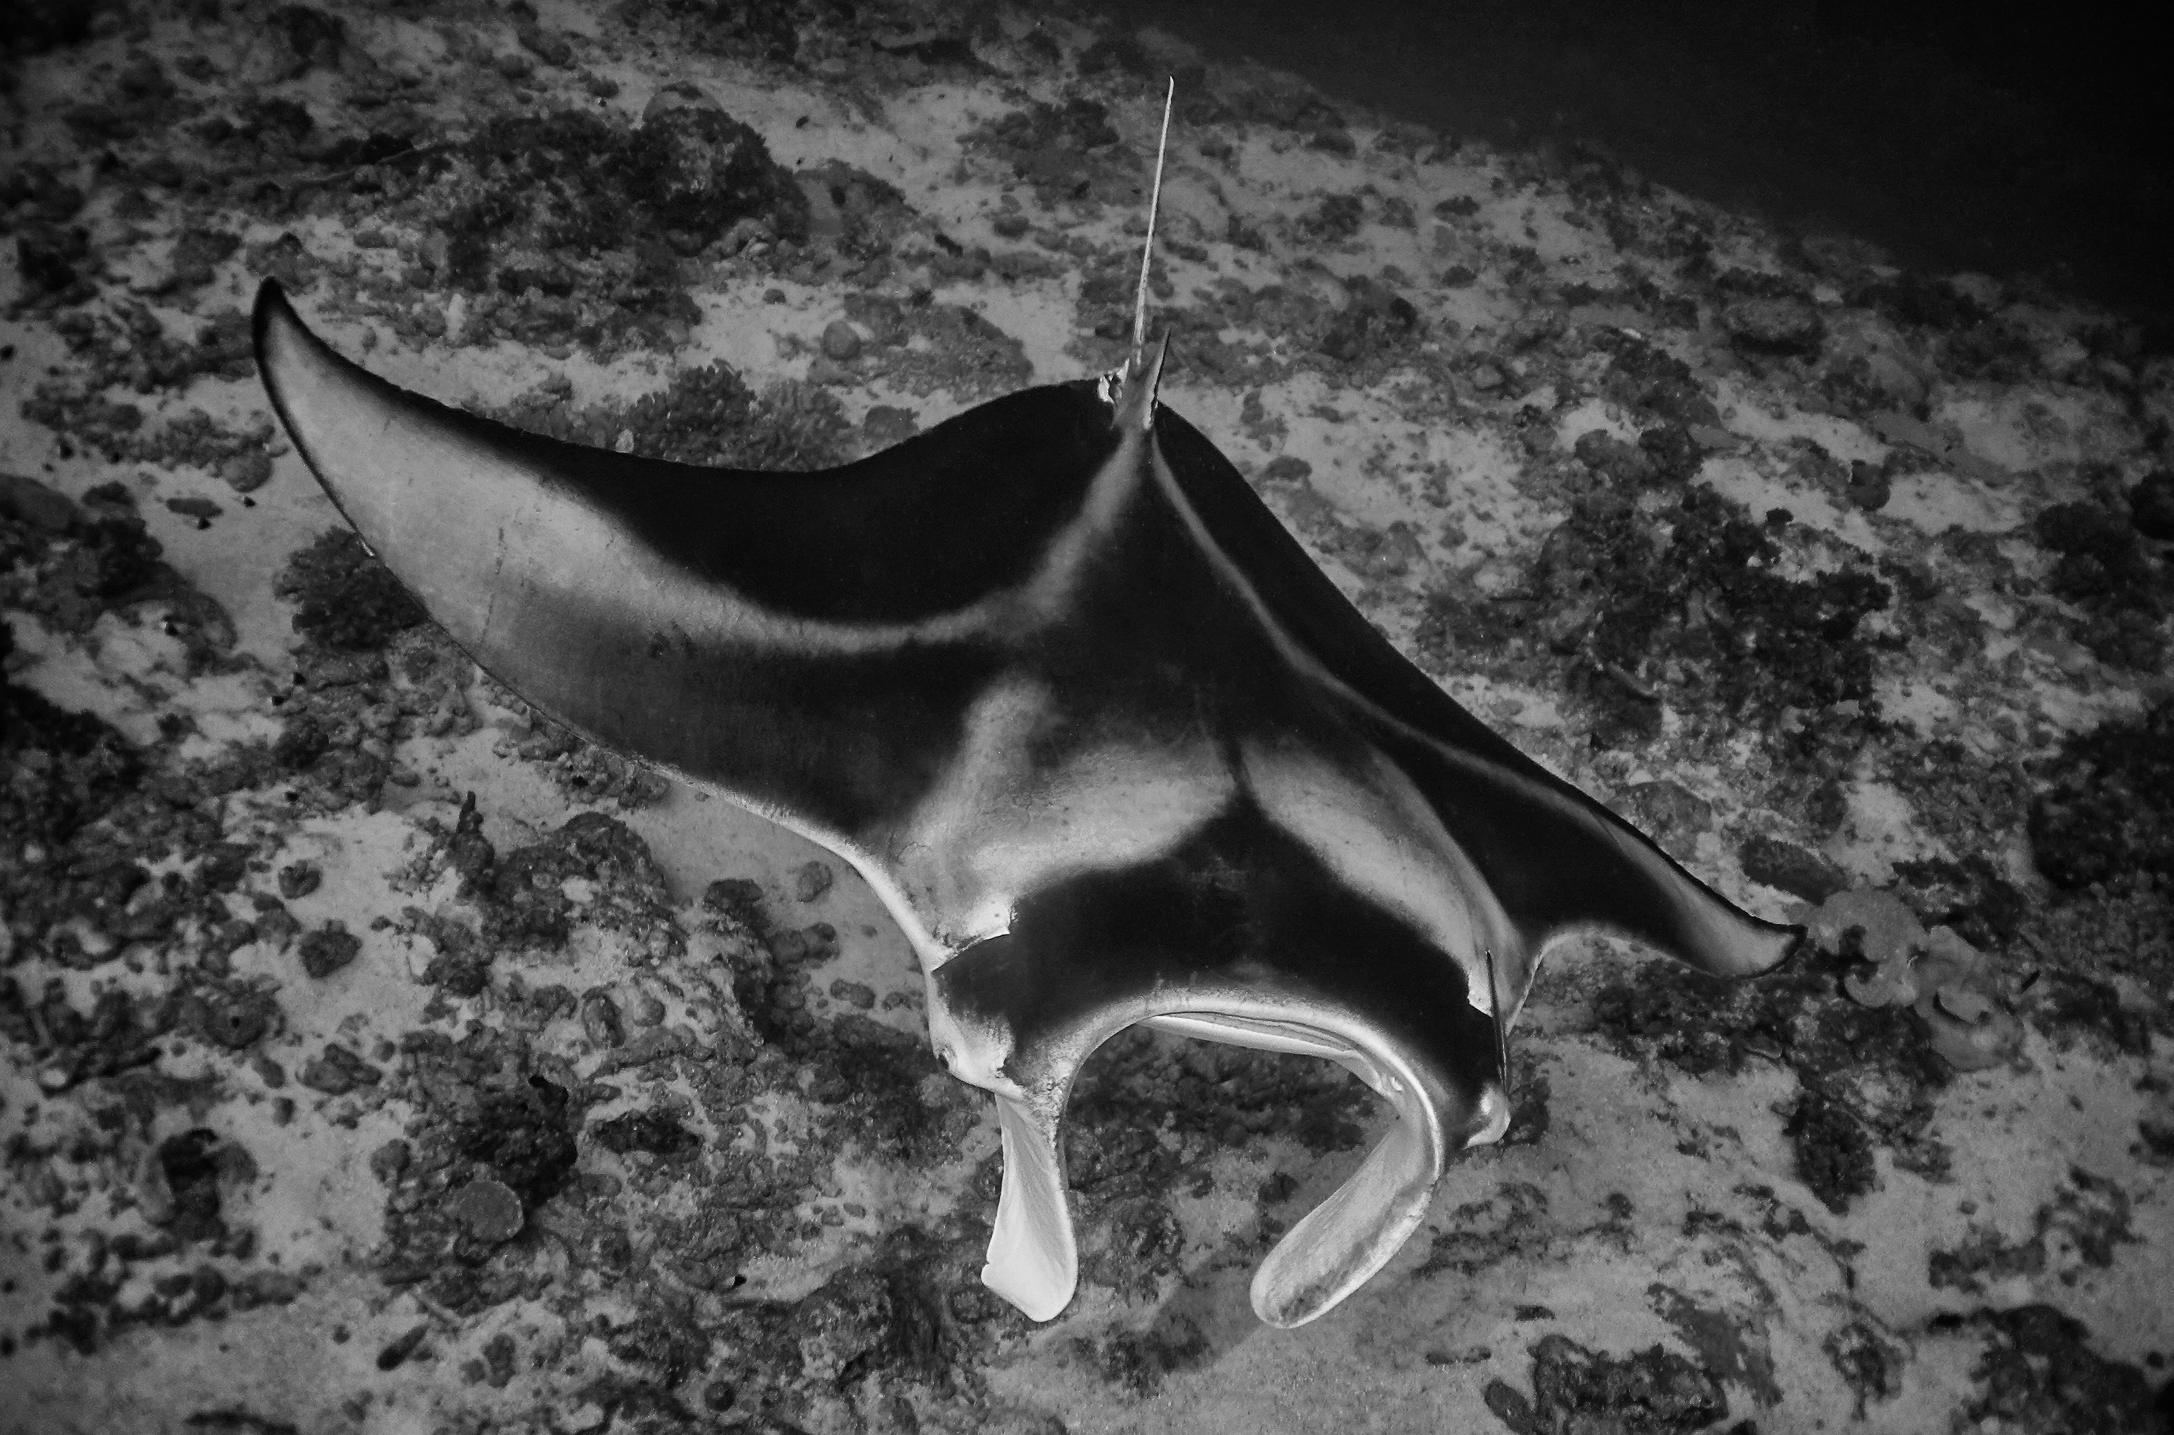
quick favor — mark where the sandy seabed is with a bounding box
[2,3,2170,1433]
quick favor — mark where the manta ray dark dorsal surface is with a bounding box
[1151,403,1802,996]
[254,268,1802,1333]
[254,278,1129,834]
[256,280,1120,624]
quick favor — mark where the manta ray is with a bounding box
[253,98,1798,1329]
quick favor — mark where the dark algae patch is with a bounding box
[674,1230,1005,1427]
[700,878,964,1166]
[1484,1333,1729,1435]
[2030,698,2174,891]
[2,974,163,1093]
[1415,1181,1552,1280]
[1318,274,1423,365]
[1593,934,1953,1200]
[152,1128,230,1243]
[2032,497,2171,672]
[1073,1024,1371,1158]
[272,529,426,652]
[2023,699,2174,1034]
[459,808,682,960]
[1739,833,1850,903]
[1421,481,1889,751]
[1077,1315,1211,1399]
[491,358,850,473]
[371,1026,581,1310]
[1783,1083,1876,1214]
[0,481,294,991]
[346,809,991,1404]
[590,1109,699,1157]
[2,476,230,655]
[1940,1304,2163,1435]
[294,922,359,978]
[786,1257,950,1389]
[1928,1168,2137,1295]
[1823,1319,1905,1420]
[0,617,142,850]
[967,97,1127,205]
[372,103,808,356]
[1648,1284,1782,1410]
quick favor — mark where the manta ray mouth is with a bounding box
[976,1006,1484,1330]
[1147,1011,1396,1091]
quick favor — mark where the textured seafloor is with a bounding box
[2,3,2171,1433]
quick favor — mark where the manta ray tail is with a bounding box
[1129,75,1176,374]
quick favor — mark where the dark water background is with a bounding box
[1090,0,2173,337]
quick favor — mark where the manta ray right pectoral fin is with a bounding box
[1375,726,1804,994]
[983,1093,1078,1322]
[1251,1063,1445,1328]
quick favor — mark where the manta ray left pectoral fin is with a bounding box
[982,1093,1078,1322]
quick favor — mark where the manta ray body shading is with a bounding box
[254,259,1798,1327]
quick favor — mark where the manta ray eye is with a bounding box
[937,1044,956,1070]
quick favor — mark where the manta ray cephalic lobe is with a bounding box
[254,104,1800,1328]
